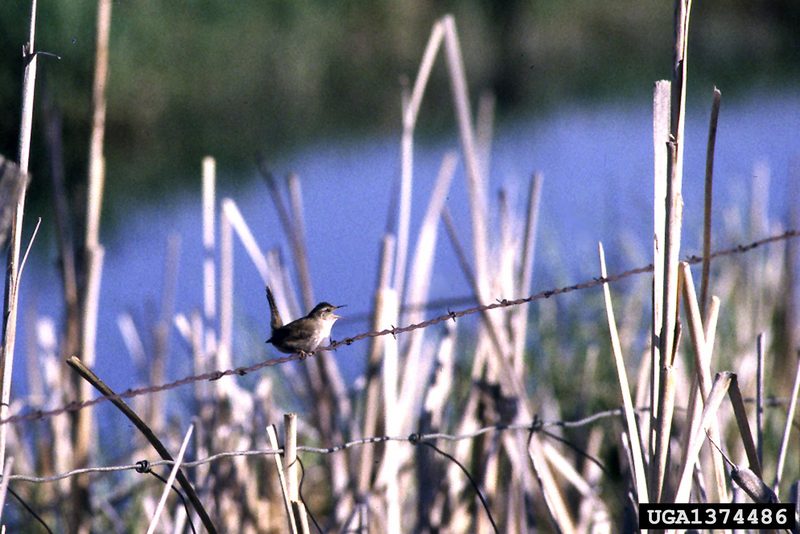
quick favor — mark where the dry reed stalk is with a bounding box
[394,18,445,305]
[652,136,684,502]
[475,91,496,183]
[442,16,490,305]
[598,243,648,503]
[512,174,542,374]
[669,0,691,170]
[357,235,395,494]
[81,4,109,353]
[726,375,761,476]
[85,0,112,255]
[650,79,671,455]
[679,262,728,502]
[528,430,575,533]
[218,202,234,373]
[674,371,732,502]
[146,424,194,534]
[441,18,524,408]
[700,87,722,315]
[286,174,313,308]
[0,0,38,477]
[73,4,113,524]
[676,295,719,498]
[188,311,209,403]
[66,356,216,531]
[266,424,298,534]
[773,353,800,494]
[221,199,269,280]
[578,428,610,533]
[756,332,765,467]
[783,163,800,374]
[652,5,695,498]
[42,91,81,366]
[376,288,401,534]
[0,457,13,522]
[444,203,543,528]
[283,413,310,530]
[397,152,456,429]
[202,156,218,356]
[417,322,456,528]
[151,233,180,430]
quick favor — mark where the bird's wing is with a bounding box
[266,286,283,330]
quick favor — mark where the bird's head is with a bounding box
[307,302,345,323]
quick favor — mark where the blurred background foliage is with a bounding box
[1,0,798,208]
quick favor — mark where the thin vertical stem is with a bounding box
[650,79,671,457]
[267,424,298,534]
[0,0,38,476]
[218,206,233,371]
[599,243,649,503]
[286,174,314,309]
[284,413,299,502]
[394,19,445,305]
[202,156,217,357]
[146,425,195,534]
[0,457,14,522]
[358,234,395,494]
[85,0,112,251]
[700,87,721,316]
[756,333,765,469]
[442,16,491,307]
[773,352,800,494]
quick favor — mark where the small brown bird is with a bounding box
[265,286,344,357]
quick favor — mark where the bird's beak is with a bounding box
[333,304,346,318]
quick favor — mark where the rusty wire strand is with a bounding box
[8,408,627,484]
[5,394,795,486]
[1,228,797,428]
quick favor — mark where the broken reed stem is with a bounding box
[267,424,298,534]
[674,371,733,503]
[598,243,649,503]
[358,235,395,494]
[145,424,194,534]
[652,140,683,503]
[652,1,693,499]
[442,16,490,305]
[756,332,765,469]
[512,173,543,373]
[202,156,217,354]
[394,18,446,306]
[0,457,14,522]
[66,356,216,533]
[700,87,721,315]
[680,263,728,502]
[0,0,38,477]
[284,413,299,502]
[286,173,314,308]
[650,79,671,462]
[773,352,800,494]
[219,206,233,371]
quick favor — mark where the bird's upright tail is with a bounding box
[265,286,283,330]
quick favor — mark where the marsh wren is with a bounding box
[265,286,345,357]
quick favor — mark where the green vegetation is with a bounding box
[1,1,798,206]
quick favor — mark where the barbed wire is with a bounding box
[11,397,794,486]
[9,407,631,484]
[1,228,797,428]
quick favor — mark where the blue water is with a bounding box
[16,89,800,397]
